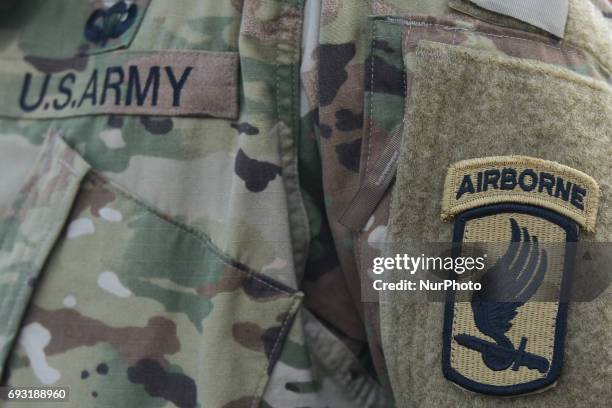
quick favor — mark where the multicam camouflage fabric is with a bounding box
[2,133,304,407]
[0,0,320,407]
[0,0,611,407]
[316,0,611,406]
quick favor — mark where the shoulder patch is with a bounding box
[442,156,600,232]
[441,156,599,396]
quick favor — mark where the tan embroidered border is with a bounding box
[442,156,600,232]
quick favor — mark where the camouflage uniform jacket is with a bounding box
[0,1,610,407]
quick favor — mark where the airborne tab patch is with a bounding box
[442,156,600,232]
[441,156,600,396]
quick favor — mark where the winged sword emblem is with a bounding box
[454,218,550,373]
[442,157,593,395]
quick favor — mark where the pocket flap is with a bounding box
[0,133,90,372]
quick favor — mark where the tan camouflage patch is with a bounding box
[24,306,180,366]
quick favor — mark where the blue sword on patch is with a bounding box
[454,335,550,373]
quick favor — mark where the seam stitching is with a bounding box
[1,50,239,63]
[399,21,581,55]
[257,294,301,404]
[86,173,293,297]
[250,3,285,406]
[357,20,379,276]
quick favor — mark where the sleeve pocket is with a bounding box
[381,16,612,407]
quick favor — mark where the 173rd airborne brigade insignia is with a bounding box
[440,156,600,396]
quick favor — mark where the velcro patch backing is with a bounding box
[1,50,239,120]
[442,156,600,232]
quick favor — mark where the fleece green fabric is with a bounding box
[449,0,612,72]
[565,0,612,72]
[382,41,612,407]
